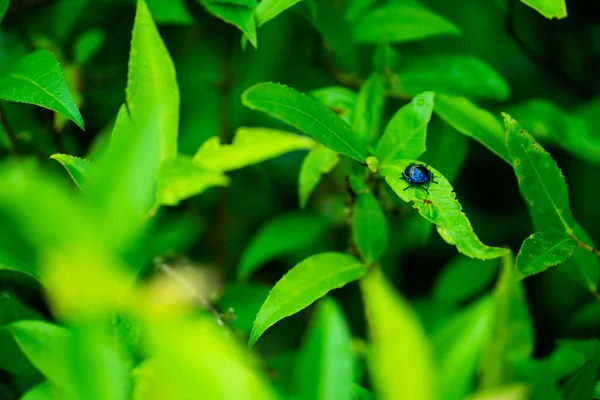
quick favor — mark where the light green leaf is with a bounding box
[256,0,300,26]
[299,145,339,209]
[394,55,510,101]
[434,94,509,163]
[237,213,329,280]
[519,0,566,19]
[353,3,460,44]
[515,231,576,279]
[558,222,599,294]
[433,297,494,400]
[193,127,314,172]
[49,154,92,194]
[504,113,574,234]
[350,176,388,264]
[309,86,358,125]
[242,83,367,161]
[147,0,193,25]
[155,155,229,206]
[0,50,84,130]
[294,297,355,400]
[127,0,179,162]
[375,92,434,167]
[73,29,106,65]
[382,160,509,260]
[199,0,257,48]
[361,269,436,400]
[249,252,365,346]
[21,382,57,400]
[506,99,600,165]
[433,256,499,307]
[353,74,386,146]
[464,384,530,400]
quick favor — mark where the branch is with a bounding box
[571,233,600,257]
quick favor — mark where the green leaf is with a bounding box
[298,145,339,209]
[433,256,499,307]
[73,29,106,65]
[506,99,600,165]
[218,282,270,333]
[0,0,9,25]
[394,55,510,101]
[128,0,179,162]
[0,50,84,130]
[361,269,436,400]
[504,113,574,234]
[21,382,57,400]
[193,127,314,172]
[242,83,367,162]
[420,120,468,185]
[294,297,355,400]
[346,0,378,21]
[49,154,92,194]
[352,74,386,146]
[463,384,530,400]
[256,0,300,26]
[519,0,567,19]
[309,86,358,125]
[433,297,494,400]
[199,0,257,48]
[515,231,576,279]
[155,155,229,206]
[558,222,599,294]
[0,248,40,281]
[375,92,434,167]
[146,0,193,25]
[249,252,365,346]
[353,3,460,44]
[382,160,509,260]
[237,212,329,280]
[434,94,509,163]
[350,176,388,264]
[560,340,600,400]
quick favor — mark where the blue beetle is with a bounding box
[401,163,437,194]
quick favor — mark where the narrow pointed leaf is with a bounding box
[519,0,566,19]
[352,74,386,146]
[515,231,576,279]
[50,154,92,194]
[294,297,355,400]
[242,83,367,162]
[256,0,300,26]
[504,113,574,234]
[350,176,388,263]
[383,160,509,260]
[0,50,84,130]
[249,252,365,346]
[199,0,257,48]
[361,269,436,400]
[434,94,509,163]
[299,145,339,209]
[375,92,434,167]
[193,127,314,172]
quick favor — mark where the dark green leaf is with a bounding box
[375,92,434,167]
[352,74,386,146]
[361,269,436,400]
[147,0,193,25]
[256,0,300,26]
[0,0,8,25]
[218,282,270,333]
[420,119,468,185]
[299,145,339,209]
[0,50,84,130]
[242,83,367,161]
[519,0,567,19]
[249,252,365,346]
[383,160,509,260]
[433,256,499,306]
[516,231,576,279]
[560,340,600,400]
[434,94,509,163]
[199,0,257,48]
[237,212,329,280]
[49,154,92,194]
[73,29,106,65]
[353,3,460,44]
[20,382,57,400]
[310,86,358,125]
[294,297,355,400]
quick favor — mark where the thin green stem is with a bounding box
[571,233,600,257]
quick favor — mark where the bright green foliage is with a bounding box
[298,145,339,208]
[434,94,509,163]
[256,0,300,26]
[353,74,386,146]
[242,83,367,162]
[464,384,530,400]
[516,231,576,279]
[375,92,434,167]
[193,127,314,172]
[361,269,436,400]
[383,161,509,260]
[294,297,355,400]
[49,154,92,194]
[237,212,329,280]
[350,176,388,264]
[155,156,229,206]
[146,0,193,25]
[250,252,365,346]
[520,0,567,19]
[198,0,257,48]
[352,3,460,44]
[309,87,358,125]
[73,29,106,65]
[394,55,510,101]
[559,223,599,294]
[0,50,84,130]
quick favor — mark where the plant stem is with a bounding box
[571,233,600,257]
[0,103,16,153]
